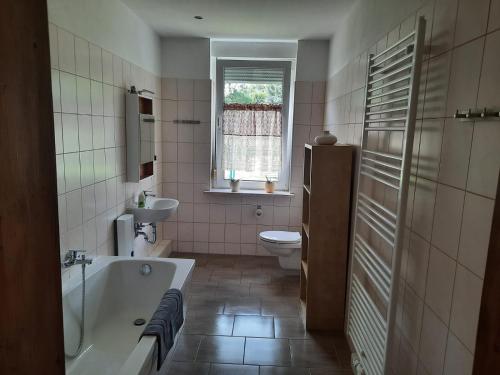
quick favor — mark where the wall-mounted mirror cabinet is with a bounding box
[126,92,155,181]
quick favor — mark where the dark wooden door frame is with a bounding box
[0,1,64,374]
[473,171,500,374]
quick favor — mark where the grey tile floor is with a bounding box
[167,253,353,375]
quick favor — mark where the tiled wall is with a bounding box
[160,78,326,255]
[49,23,163,279]
[325,0,500,374]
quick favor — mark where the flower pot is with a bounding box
[265,181,275,193]
[314,130,338,145]
[230,180,240,192]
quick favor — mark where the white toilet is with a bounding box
[258,231,302,270]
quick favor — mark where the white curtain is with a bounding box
[222,104,282,180]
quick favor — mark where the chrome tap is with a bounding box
[62,250,93,268]
[143,190,156,197]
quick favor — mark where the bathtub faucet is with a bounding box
[62,249,93,268]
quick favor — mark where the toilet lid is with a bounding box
[259,231,301,244]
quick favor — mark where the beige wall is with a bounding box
[325,0,500,374]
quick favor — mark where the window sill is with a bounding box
[204,188,294,196]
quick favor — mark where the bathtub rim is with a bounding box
[62,255,195,375]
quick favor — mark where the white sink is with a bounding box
[128,197,179,223]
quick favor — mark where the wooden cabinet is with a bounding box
[300,144,353,331]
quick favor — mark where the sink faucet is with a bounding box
[62,250,93,268]
[144,190,156,197]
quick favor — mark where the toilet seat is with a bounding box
[259,231,301,245]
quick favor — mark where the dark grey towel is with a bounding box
[140,289,184,370]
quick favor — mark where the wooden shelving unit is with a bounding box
[300,143,353,332]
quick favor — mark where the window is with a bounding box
[213,59,293,191]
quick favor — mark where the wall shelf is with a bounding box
[300,144,354,332]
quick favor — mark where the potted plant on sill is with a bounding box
[265,176,275,193]
[230,178,240,192]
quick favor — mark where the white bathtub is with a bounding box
[62,256,194,375]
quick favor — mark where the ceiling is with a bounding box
[121,0,355,39]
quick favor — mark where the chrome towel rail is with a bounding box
[346,16,426,375]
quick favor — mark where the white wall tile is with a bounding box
[425,247,456,324]
[193,223,209,242]
[60,72,77,113]
[177,79,194,100]
[162,78,177,100]
[443,332,473,375]
[79,151,95,187]
[431,184,465,258]
[56,155,65,194]
[52,69,61,112]
[178,101,194,121]
[438,120,473,189]
[450,265,483,352]
[209,223,225,242]
[402,285,424,352]
[77,115,93,151]
[419,306,448,375]
[417,119,444,181]
[430,0,458,56]
[113,87,125,117]
[66,189,83,230]
[104,117,115,148]
[162,100,177,122]
[194,203,209,223]
[178,143,193,163]
[406,233,430,299]
[454,0,489,46]
[412,178,437,241]
[103,84,114,116]
[83,219,97,254]
[273,206,290,226]
[94,181,107,215]
[105,148,116,178]
[64,153,81,191]
[295,81,312,103]
[194,79,211,101]
[81,185,96,222]
[445,38,484,117]
[177,163,193,183]
[293,103,311,125]
[467,121,500,198]
[458,193,494,278]
[210,204,226,223]
[90,80,104,115]
[225,224,241,243]
[53,113,63,154]
[179,202,194,222]
[178,223,194,241]
[194,100,211,122]
[490,0,500,32]
[225,205,242,224]
[106,178,117,209]
[93,150,106,182]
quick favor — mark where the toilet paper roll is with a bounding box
[255,207,263,217]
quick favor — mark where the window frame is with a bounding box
[212,58,293,191]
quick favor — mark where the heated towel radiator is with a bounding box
[346,16,426,375]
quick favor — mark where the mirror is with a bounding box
[140,115,155,164]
